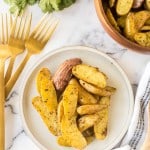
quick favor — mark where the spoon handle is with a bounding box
[0,59,5,150]
[141,103,150,150]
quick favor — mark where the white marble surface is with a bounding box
[1,0,150,150]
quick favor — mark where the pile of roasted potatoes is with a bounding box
[104,0,150,47]
[32,58,116,149]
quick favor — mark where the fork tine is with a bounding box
[16,14,23,39]
[34,15,51,40]
[30,13,49,38]
[10,16,18,38]
[19,15,27,40]
[5,14,9,43]
[1,14,4,44]
[24,13,32,40]
[41,20,58,44]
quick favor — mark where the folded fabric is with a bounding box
[113,62,150,150]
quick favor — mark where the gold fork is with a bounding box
[5,14,32,83]
[0,13,12,150]
[5,14,58,97]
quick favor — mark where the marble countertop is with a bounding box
[1,0,150,150]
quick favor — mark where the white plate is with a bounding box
[20,46,134,150]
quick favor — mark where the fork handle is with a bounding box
[5,52,31,97]
[141,103,150,150]
[5,56,16,83]
[0,58,5,150]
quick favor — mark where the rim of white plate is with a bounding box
[19,46,134,150]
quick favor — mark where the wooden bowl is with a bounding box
[94,0,150,54]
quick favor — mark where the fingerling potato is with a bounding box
[106,8,121,32]
[72,64,107,88]
[124,12,137,41]
[59,116,87,149]
[78,114,99,132]
[40,75,58,111]
[77,104,106,115]
[79,80,116,96]
[62,79,78,119]
[134,11,150,29]
[53,58,82,93]
[116,0,134,16]
[69,78,97,105]
[134,32,150,47]
[36,68,51,93]
[32,96,59,136]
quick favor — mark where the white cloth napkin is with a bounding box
[114,62,150,150]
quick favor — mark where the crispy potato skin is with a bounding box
[70,78,98,105]
[62,80,78,119]
[72,64,107,88]
[116,0,134,16]
[32,96,60,136]
[94,97,110,140]
[77,105,106,115]
[53,58,82,93]
[78,114,99,132]
[79,80,116,97]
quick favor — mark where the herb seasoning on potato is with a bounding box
[32,58,116,149]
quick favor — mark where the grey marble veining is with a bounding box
[0,0,150,149]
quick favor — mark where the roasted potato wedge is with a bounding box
[62,79,78,119]
[106,8,121,32]
[99,96,111,106]
[141,25,150,31]
[117,15,127,28]
[124,12,137,40]
[134,32,150,47]
[94,97,110,140]
[79,80,116,97]
[78,114,99,132]
[40,74,58,111]
[36,68,51,93]
[53,58,82,93]
[72,64,107,88]
[57,136,71,147]
[145,0,150,10]
[32,96,59,136]
[58,116,87,149]
[109,0,116,7]
[134,11,150,30]
[94,109,108,140]
[116,0,134,16]
[145,18,150,25]
[69,78,97,105]
[77,104,106,115]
